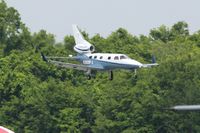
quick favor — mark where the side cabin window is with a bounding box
[114,56,119,60]
[89,56,92,59]
[94,56,97,59]
[100,56,103,59]
[108,56,111,60]
[120,55,126,60]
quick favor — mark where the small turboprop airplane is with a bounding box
[41,25,158,80]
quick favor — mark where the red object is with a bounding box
[0,126,14,133]
[0,128,9,133]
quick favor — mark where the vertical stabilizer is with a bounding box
[72,25,95,54]
[72,25,85,45]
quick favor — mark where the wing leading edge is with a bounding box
[48,60,104,71]
[41,53,103,71]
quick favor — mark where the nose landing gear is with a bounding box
[85,69,92,80]
[87,75,92,80]
[85,70,114,80]
[85,69,96,80]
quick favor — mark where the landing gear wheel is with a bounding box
[86,69,92,80]
[87,75,91,80]
[109,71,113,80]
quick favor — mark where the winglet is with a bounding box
[41,52,48,62]
[152,55,156,64]
[142,55,158,68]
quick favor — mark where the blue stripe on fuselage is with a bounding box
[91,59,139,70]
[75,55,139,70]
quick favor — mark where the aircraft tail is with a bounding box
[72,25,86,45]
[72,25,95,54]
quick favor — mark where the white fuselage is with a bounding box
[82,53,143,70]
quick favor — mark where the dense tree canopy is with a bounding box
[1,1,200,133]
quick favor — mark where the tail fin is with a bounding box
[72,25,86,45]
[72,25,95,54]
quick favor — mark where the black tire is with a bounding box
[87,75,91,80]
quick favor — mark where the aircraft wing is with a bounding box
[41,52,103,71]
[46,56,72,59]
[45,56,77,60]
[48,60,104,71]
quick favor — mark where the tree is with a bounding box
[2,1,200,132]
[0,1,32,55]
[150,25,172,42]
[171,21,189,37]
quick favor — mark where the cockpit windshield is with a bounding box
[120,55,130,60]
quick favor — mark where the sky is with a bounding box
[4,0,200,42]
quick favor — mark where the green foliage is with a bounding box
[0,1,32,55]
[150,21,189,43]
[1,1,200,132]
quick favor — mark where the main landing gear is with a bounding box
[86,69,92,80]
[86,69,96,80]
[109,71,113,80]
[87,74,92,80]
[85,70,114,80]
[133,69,138,79]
